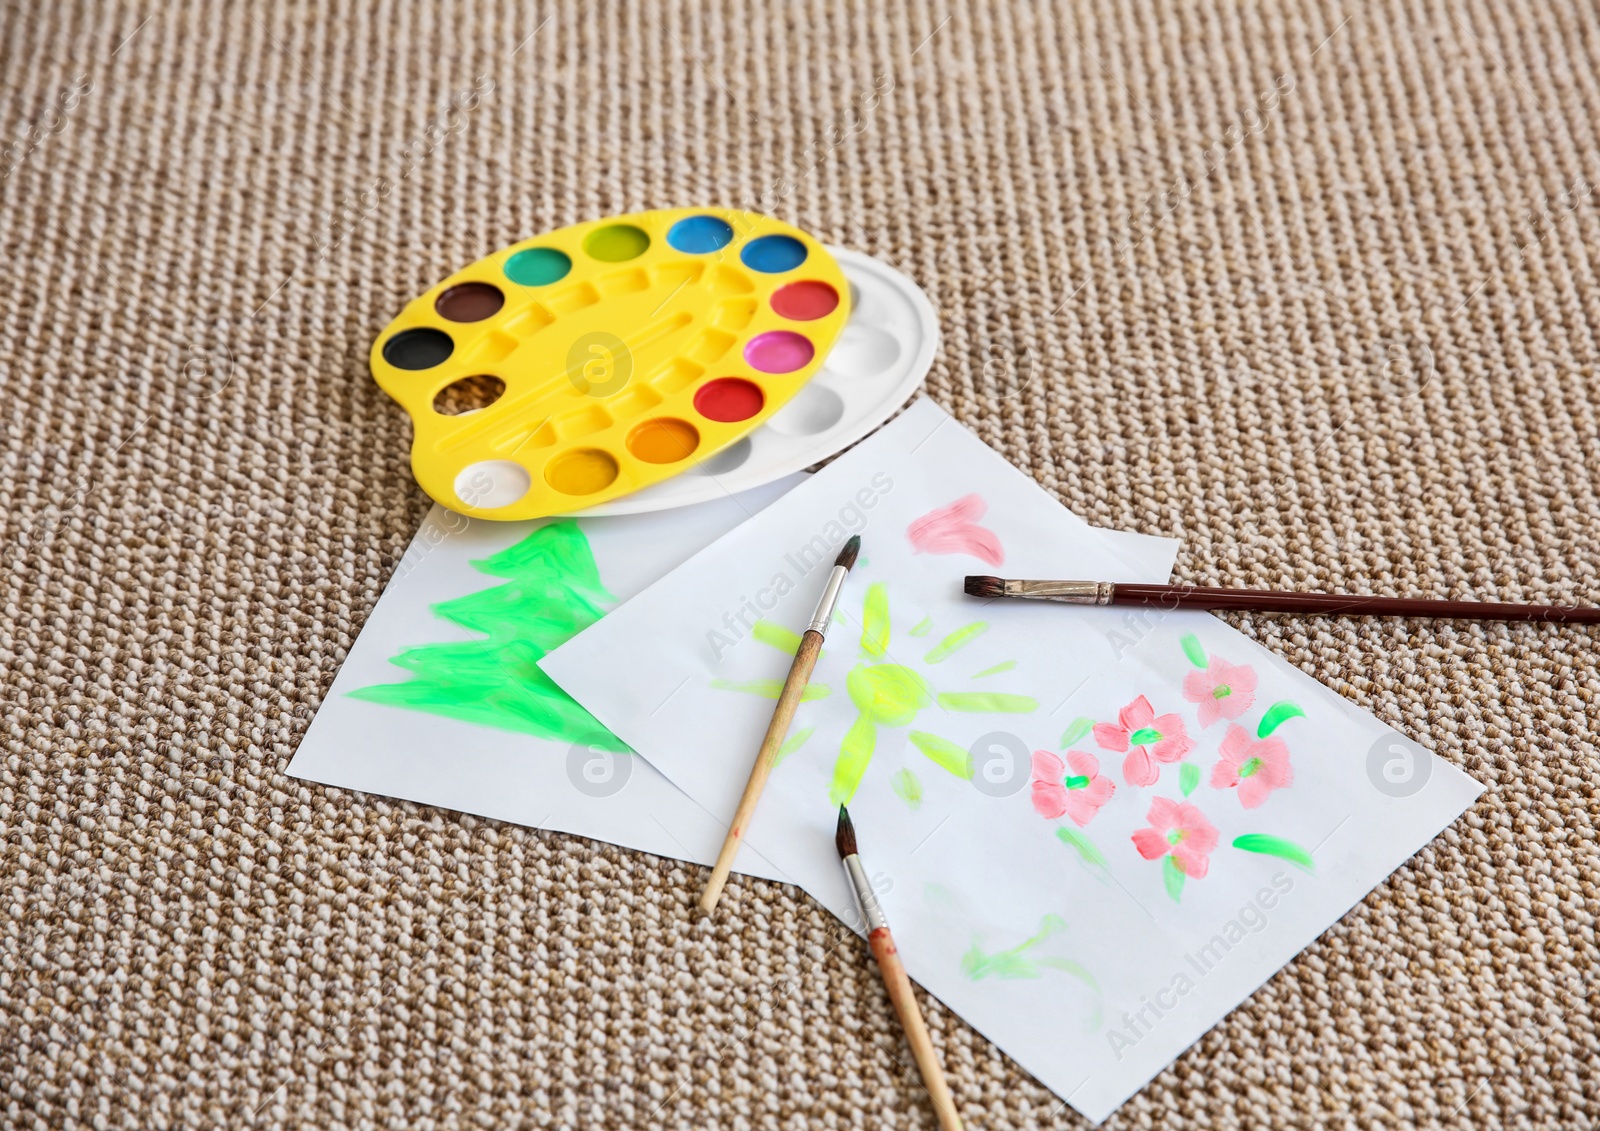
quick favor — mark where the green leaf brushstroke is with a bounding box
[909,616,934,637]
[711,679,832,702]
[961,914,1101,1027]
[1180,633,1208,669]
[937,691,1039,713]
[1056,827,1109,874]
[351,520,628,749]
[924,621,989,663]
[891,767,923,809]
[908,730,973,779]
[829,715,878,805]
[971,660,1016,679]
[860,582,891,658]
[752,619,804,654]
[1257,701,1307,737]
[772,725,814,768]
[1163,855,1186,902]
[1180,762,1200,797]
[1232,834,1315,872]
[1059,716,1094,747]
[960,914,1067,980]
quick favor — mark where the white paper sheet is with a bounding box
[542,398,1484,1122]
[289,467,1177,881]
[288,479,811,876]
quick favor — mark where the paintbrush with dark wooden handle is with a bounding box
[964,576,1600,623]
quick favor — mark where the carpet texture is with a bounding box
[2,1,1597,1127]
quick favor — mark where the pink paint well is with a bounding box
[743,331,814,374]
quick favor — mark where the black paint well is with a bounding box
[383,327,454,370]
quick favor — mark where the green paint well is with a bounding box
[971,660,1016,679]
[1233,833,1315,872]
[860,581,890,657]
[923,621,988,663]
[773,725,814,768]
[1181,633,1208,668]
[1180,762,1200,796]
[1257,700,1306,738]
[938,691,1038,713]
[909,616,933,637]
[711,678,832,702]
[908,730,973,778]
[1060,716,1094,747]
[752,619,804,654]
[351,520,627,749]
[892,767,923,809]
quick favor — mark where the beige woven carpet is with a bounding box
[3,0,1598,1126]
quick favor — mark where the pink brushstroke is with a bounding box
[906,494,1005,566]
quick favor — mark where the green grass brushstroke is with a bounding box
[891,767,923,809]
[924,621,988,663]
[752,619,804,654]
[1232,834,1315,872]
[937,691,1038,713]
[829,714,878,805]
[1180,633,1208,668]
[1163,855,1186,902]
[908,730,973,778]
[1257,701,1307,738]
[773,725,814,767]
[971,660,1016,679]
[860,582,891,657]
[710,679,832,702]
[1059,716,1094,747]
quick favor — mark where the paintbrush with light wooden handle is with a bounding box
[836,805,964,1131]
[964,576,1600,623]
[699,535,860,913]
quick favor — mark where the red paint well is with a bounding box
[694,377,765,422]
[771,280,840,321]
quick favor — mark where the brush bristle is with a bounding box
[834,805,858,859]
[964,574,1006,599]
[835,535,861,571]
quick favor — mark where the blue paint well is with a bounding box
[741,234,808,273]
[667,215,734,254]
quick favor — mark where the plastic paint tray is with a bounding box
[573,247,938,516]
[371,208,851,520]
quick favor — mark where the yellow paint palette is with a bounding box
[372,208,851,519]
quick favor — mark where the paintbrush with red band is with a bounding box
[964,576,1600,623]
[699,536,860,913]
[836,805,964,1131]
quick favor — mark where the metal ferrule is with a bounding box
[843,854,888,933]
[1019,579,1115,605]
[806,564,849,635]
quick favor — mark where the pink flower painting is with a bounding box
[1030,749,1115,827]
[906,494,1005,566]
[1210,725,1294,808]
[1131,798,1219,879]
[1182,656,1258,727]
[1093,695,1194,787]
